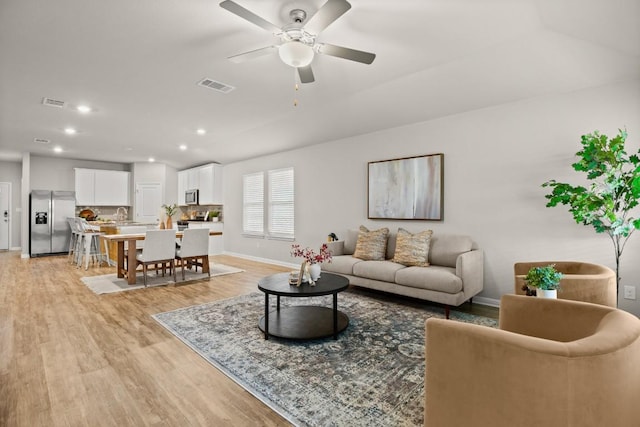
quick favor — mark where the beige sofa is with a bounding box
[514,261,616,307]
[321,229,484,317]
[425,294,640,426]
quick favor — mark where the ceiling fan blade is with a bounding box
[297,65,315,84]
[305,0,352,34]
[219,0,281,33]
[228,45,278,63]
[317,43,376,64]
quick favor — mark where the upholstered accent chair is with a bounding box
[424,295,640,427]
[514,261,616,307]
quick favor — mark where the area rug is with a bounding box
[81,263,245,294]
[152,291,497,426]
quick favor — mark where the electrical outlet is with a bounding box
[623,286,636,300]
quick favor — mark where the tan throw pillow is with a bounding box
[353,225,389,261]
[392,228,433,267]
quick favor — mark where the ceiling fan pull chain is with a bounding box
[294,69,300,107]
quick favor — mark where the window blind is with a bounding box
[242,172,264,236]
[268,168,294,239]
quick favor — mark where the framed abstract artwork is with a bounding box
[368,153,444,220]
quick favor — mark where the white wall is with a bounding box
[30,156,128,191]
[224,79,640,314]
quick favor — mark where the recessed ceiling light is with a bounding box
[77,105,91,114]
[179,144,187,151]
[53,146,63,153]
[196,129,206,135]
[148,157,155,162]
[64,127,77,135]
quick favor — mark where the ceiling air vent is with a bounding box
[197,78,235,94]
[34,138,51,144]
[42,97,66,108]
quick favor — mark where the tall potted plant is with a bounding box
[542,129,640,299]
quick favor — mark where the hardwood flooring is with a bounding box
[0,251,498,426]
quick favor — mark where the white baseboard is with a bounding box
[472,296,500,308]
[223,251,299,270]
[20,252,30,259]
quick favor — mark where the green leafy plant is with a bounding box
[542,129,640,297]
[162,203,178,217]
[524,264,563,291]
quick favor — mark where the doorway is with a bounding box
[0,182,10,250]
[135,183,162,224]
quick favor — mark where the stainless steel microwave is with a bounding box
[185,189,199,205]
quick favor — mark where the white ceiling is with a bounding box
[0,0,638,169]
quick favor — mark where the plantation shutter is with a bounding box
[243,172,264,236]
[268,167,294,239]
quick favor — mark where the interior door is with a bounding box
[0,183,10,250]
[135,183,162,224]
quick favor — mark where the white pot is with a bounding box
[308,263,321,281]
[536,289,557,299]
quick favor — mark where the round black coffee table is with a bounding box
[258,272,349,340]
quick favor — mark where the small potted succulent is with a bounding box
[523,264,563,299]
[208,210,220,222]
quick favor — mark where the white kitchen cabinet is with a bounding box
[177,163,223,206]
[95,170,130,205]
[74,168,95,205]
[177,170,188,205]
[74,168,130,206]
[187,168,199,191]
[198,164,223,205]
[187,221,223,255]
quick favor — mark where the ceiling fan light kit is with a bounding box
[278,41,314,68]
[220,0,375,84]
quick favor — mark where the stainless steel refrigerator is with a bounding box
[30,190,76,257]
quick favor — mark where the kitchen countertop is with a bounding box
[90,221,159,227]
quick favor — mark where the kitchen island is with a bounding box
[92,221,159,266]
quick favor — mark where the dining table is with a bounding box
[101,230,223,285]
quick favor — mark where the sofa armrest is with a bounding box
[325,240,345,257]
[455,249,483,299]
[425,317,570,427]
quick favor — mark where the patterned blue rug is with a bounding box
[152,290,497,426]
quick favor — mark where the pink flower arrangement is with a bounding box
[290,243,332,264]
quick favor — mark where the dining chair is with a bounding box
[67,217,82,264]
[175,228,210,281]
[76,217,104,270]
[135,229,177,286]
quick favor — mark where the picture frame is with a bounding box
[297,261,306,286]
[368,153,444,220]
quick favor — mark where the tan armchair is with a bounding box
[425,295,640,427]
[514,261,616,307]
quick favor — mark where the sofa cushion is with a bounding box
[392,228,433,267]
[395,266,462,293]
[353,225,389,261]
[343,229,359,255]
[353,260,406,283]
[321,255,363,275]
[429,235,473,268]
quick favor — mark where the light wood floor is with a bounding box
[0,251,498,426]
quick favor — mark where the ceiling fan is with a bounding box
[219,0,376,83]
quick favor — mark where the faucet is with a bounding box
[116,207,128,222]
